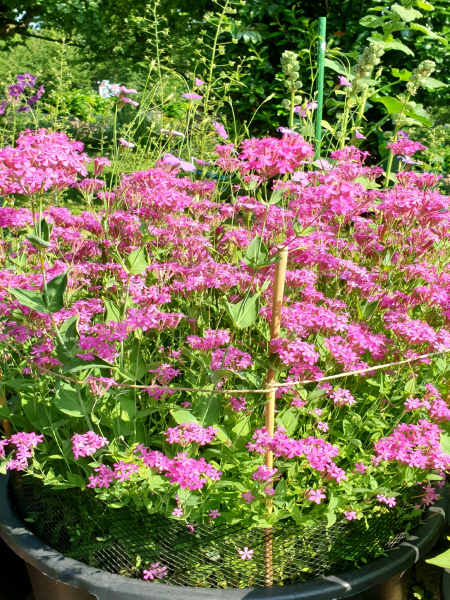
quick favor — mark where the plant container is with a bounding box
[0,474,448,600]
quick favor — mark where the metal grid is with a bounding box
[10,474,422,588]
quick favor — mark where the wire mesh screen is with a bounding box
[10,474,422,589]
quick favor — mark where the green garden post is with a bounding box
[315,17,327,160]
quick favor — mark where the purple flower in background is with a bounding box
[400,156,420,165]
[195,78,205,86]
[182,93,202,100]
[17,73,36,87]
[161,153,196,172]
[338,76,352,88]
[294,101,318,117]
[17,106,30,113]
[277,127,294,134]
[143,563,168,581]
[8,84,24,98]
[398,130,410,139]
[354,130,366,139]
[27,85,45,106]
[192,157,209,165]
[120,86,137,94]
[160,128,185,138]
[122,97,139,107]
[0,101,5,115]
[118,138,135,148]
[213,121,228,140]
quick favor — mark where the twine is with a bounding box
[1,338,448,395]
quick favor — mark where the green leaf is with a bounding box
[46,272,68,313]
[170,409,198,424]
[370,95,404,115]
[124,247,150,275]
[7,287,48,313]
[326,511,337,527]
[104,299,121,322]
[54,382,85,418]
[391,68,411,81]
[410,23,447,44]
[390,4,423,22]
[2,379,35,390]
[242,236,278,269]
[57,316,80,363]
[194,392,220,427]
[212,423,230,442]
[323,58,354,79]
[426,548,450,569]
[416,0,434,9]
[440,432,450,454]
[119,396,137,421]
[359,15,386,28]
[421,77,447,90]
[26,234,51,249]
[269,188,287,205]
[405,378,417,393]
[224,293,260,329]
[210,369,246,385]
[357,299,379,321]
[293,222,316,237]
[368,38,414,56]
[62,357,115,373]
[404,106,432,127]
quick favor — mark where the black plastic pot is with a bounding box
[0,474,448,600]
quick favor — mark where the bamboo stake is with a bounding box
[0,369,11,438]
[264,248,288,586]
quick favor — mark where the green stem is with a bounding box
[289,91,295,129]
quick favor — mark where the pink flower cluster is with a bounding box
[143,562,168,580]
[247,426,346,482]
[238,133,314,179]
[87,461,140,488]
[186,329,230,350]
[373,420,450,470]
[252,465,278,482]
[403,384,450,422]
[330,388,357,407]
[387,139,427,157]
[1,432,44,470]
[0,129,90,196]
[133,446,221,491]
[163,423,218,446]
[71,431,109,459]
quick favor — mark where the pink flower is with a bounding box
[291,396,307,408]
[330,388,356,407]
[182,93,202,100]
[118,138,135,148]
[354,462,367,474]
[238,547,254,560]
[163,423,218,446]
[345,511,357,520]
[317,421,329,432]
[161,153,196,172]
[120,86,138,94]
[252,465,278,482]
[143,563,168,580]
[376,494,396,507]
[230,396,247,412]
[213,122,228,140]
[354,130,366,139]
[387,139,427,157]
[307,488,326,504]
[71,431,108,459]
[293,101,318,117]
[338,76,352,88]
[172,507,183,517]
[195,78,205,86]
[209,509,220,519]
[241,491,256,503]
[122,97,139,107]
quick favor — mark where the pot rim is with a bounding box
[0,473,447,600]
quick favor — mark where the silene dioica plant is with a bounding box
[0,25,450,580]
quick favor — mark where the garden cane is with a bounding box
[264,248,288,586]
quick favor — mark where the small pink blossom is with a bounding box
[209,509,221,519]
[143,563,168,580]
[182,93,202,100]
[307,488,326,504]
[338,76,352,88]
[241,491,256,503]
[213,122,228,140]
[345,511,357,520]
[172,507,183,517]
[238,547,254,560]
